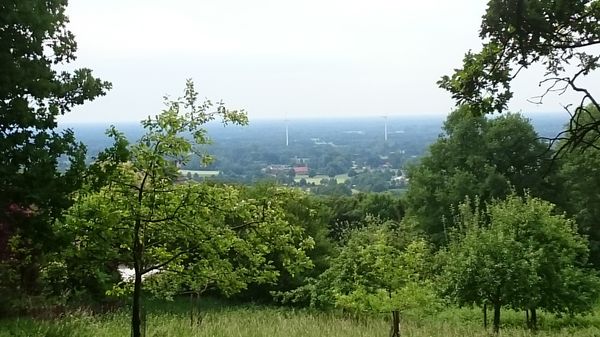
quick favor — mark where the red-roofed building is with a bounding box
[293,166,309,175]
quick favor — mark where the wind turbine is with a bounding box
[382,115,388,142]
[284,113,289,146]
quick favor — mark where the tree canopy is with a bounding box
[440,194,600,333]
[0,0,111,304]
[558,104,600,266]
[296,219,436,337]
[439,0,600,151]
[59,81,314,337]
[405,106,556,243]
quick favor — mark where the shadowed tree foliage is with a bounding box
[559,105,600,267]
[323,193,404,241]
[0,0,111,309]
[232,185,335,302]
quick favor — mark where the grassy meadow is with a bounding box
[179,170,221,178]
[2,298,599,337]
[295,174,350,185]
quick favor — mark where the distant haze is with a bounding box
[64,114,568,147]
[58,0,598,124]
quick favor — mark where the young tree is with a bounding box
[440,194,600,333]
[439,197,528,334]
[59,81,314,337]
[0,0,111,303]
[439,0,600,151]
[493,194,600,328]
[320,220,436,337]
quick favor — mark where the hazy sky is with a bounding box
[59,0,598,124]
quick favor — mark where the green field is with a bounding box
[2,299,599,337]
[179,170,220,178]
[295,174,350,185]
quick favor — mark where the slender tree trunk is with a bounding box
[530,307,537,330]
[493,301,501,334]
[483,303,488,329]
[132,168,150,337]
[389,310,400,337]
[131,219,143,337]
[190,292,202,327]
[195,292,203,326]
[526,309,529,327]
[131,260,142,337]
[189,293,194,327]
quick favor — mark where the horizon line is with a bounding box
[58,110,568,125]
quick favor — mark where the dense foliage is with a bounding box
[275,218,435,337]
[405,107,556,243]
[558,105,600,266]
[440,194,600,333]
[0,0,111,311]
[324,221,436,337]
[56,82,318,337]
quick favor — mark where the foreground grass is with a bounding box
[1,299,599,337]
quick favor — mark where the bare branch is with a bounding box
[549,40,600,50]
[142,248,194,274]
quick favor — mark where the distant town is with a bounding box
[66,114,566,195]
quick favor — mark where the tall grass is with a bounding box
[1,299,599,337]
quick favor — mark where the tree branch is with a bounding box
[142,248,194,274]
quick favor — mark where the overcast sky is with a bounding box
[58,0,598,124]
